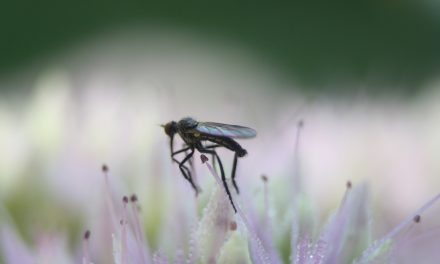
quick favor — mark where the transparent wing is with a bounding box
[193,122,257,138]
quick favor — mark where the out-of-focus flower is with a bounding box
[2,124,440,264]
[88,157,439,264]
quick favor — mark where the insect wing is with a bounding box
[194,122,256,138]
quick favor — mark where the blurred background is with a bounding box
[1,1,440,262]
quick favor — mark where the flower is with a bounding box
[1,123,440,264]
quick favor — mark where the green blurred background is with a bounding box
[2,0,440,93]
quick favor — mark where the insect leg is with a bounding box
[172,156,192,183]
[184,144,197,190]
[171,146,193,178]
[205,144,240,194]
[171,146,199,194]
[183,144,195,175]
[178,148,200,195]
[211,153,217,172]
[169,135,174,155]
[171,147,191,175]
[198,147,237,213]
[231,153,240,194]
[204,144,221,172]
[172,146,191,157]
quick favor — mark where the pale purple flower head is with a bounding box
[1,121,440,264]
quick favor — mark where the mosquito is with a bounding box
[162,117,256,212]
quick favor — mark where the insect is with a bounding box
[162,117,257,212]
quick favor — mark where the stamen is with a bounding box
[130,195,142,242]
[290,119,304,261]
[339,180,353,207]
[102,164,109,173]
[356,192,440,263]
[293,119,304,193]
[130,193,151,263]
[200,154,236,212]
[261,175,269,226]
[200,154,271,263]
[102,164,118,230]
[322,181,354,263]
[82,230,91,264]
[121,196,128,264]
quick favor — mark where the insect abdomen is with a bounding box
[202,135,247,157]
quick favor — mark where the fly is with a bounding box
[162,117,257,212]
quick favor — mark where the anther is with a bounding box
[201,154,209,163]
[84,230,91,240]
[230,221,238,231]
[413,215,421,223]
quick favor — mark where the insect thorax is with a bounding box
[176,117,198,145]
[178,132,199,146]
[177,117,198,130]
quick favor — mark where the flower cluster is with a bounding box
[2,124,440,264]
